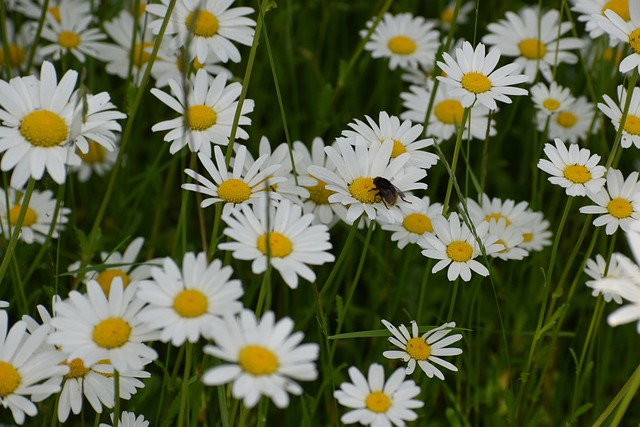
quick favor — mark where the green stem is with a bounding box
[255,264,272,318]
[442,108,471,216]
[416,259,434,324]
[114,370,120,427]
[446,280,459,321]
[177,342,193,427]
[592,362,640,427]
[607,69,638,170]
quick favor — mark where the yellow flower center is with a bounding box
[440,8,455,24]
[79,140,107,164]
[0,43,26,68]
[92,318,131,349]
[187,105,217,131]
[9,204,37,227]
[217,179,252,203]
[403,213,433,234]
[522,232,533,242]
[603,0,630,21]
[48,6,61,22]
[133,42,154,67]
[495,239,508,253]
[387,35,417,55]
[20,110,68,147]
[485,213,511,227]
[306,178,334,205]
[365,391,391,413]
[348,177,378,204]
[518,38,546,60]
[623,115,640,135]
[446,240,473,262]
[390,139,407,158]
[58,31,80,49]
[460,72,492,94]
[543,98,560,111]
[434,99,464,124]
[173,289,208,318]
[563,164,591,184]
[629,28,640,54]
[96,269,131,296]
[257,232,293,258]
[0,361,21,397]
[186,10,219,38]
[556,111,577,128]
[238,345,279,376]
[405,336,431,360]
[130,1,147,16]
[63,358,90,379]
[607,198,633,219]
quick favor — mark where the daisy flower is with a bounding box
[341,111,439,170]
[48,280,159,373]
[0,187,71,244]
[572,0,630,41]
[361,12,440,70]
[73,91,126,154]
[594,1,640,73]
[151,47,232,89]
[437,41,529,110]
[182,145,284,215]
[150,69,254,157]
[137,252,244,346]
[74,141,119,182]
[334,363,423,427]
[530,81,576,117]
[0,61,81,188]
[308,138,427,225]
[464,193,534,229]
[146,0,256,64]
[599,85,640,149]
[585,253,626,303]
[401,81,497,142]
[486,218,529,261]
[482,7,584,82]
[0,310,68,425]
[0,21,39,75]
[100,411,149,427]
[39,5,107,63]
[439,1,474,30]
[519,211,553,252]
[67,237,155,295]
[579,168,640,234]
[380,196,443,249]
[14,0,91,21]
[381,319,463,379]
[540,95,597,144]
[202,309,319,408]
[218,198,335,289]
[537,138,606,196]
[419,213,502,282]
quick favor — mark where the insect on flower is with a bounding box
[372,176,410,208]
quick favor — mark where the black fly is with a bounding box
[371,177,410,208]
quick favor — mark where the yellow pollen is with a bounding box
[92,318,131,349]
[623,115,640,135]
[186,10,219,38]
[518,38,546,60]
[133,42,154,66]
[522,232,533,242]
[607,198,633,219]
[257,232,293,258]
[629,28,640,54]
[440,8,455,24]
[58,31,80,49]
[365,391,392,413]
[96,269,131,295]
[446,240,474,262]
[79,141,107,164]
[563,164,591,184]
[306,178,334,205]
[485,213,511,227]
[20,110,68,147]
[217,179,252,203]
[63,358,90,379]
[9,204,37,227]
[556,111,577,128]
[603,0,630,21]
[405,336,431,360]
[434,99,464,124]
[461,72,492,94]
[48,6,61,22]
[387,35,417,55]
[187,105,217,131]
[173,289,208,318]
[390,139,407,158]
[0,361,21,397]
[348,177,378,204]
[403,213,433,234]
[238,345,279,375]
[0,44,26,68]
[543,98,560,111]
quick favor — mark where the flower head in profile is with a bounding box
[593,1,640,73]
[585,254,626,304]
[380,196,443,249]
[334,363,423,427]
[100,411,149,427]
[518,211,553,252]
[537,138,606,197]
[437,41,529,110]
[572,0,631,41]
[202,310,319,408]
[137,252,244,346]
[599,85,640,149]
[73,141,119,182]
